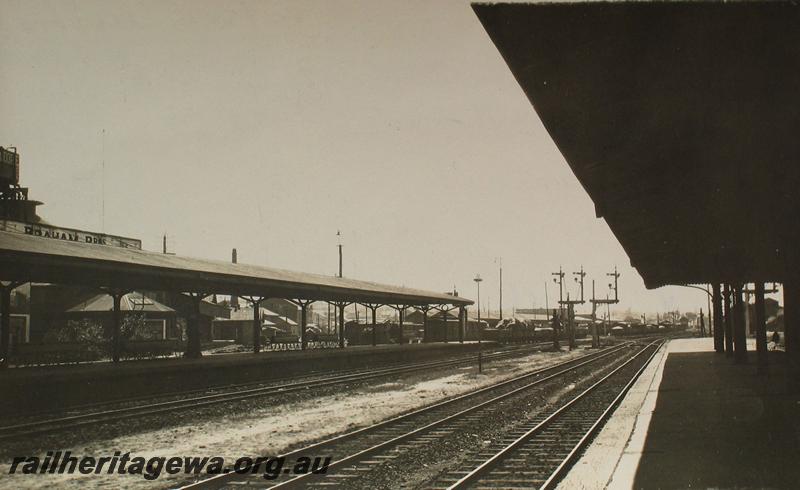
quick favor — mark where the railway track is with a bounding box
[0,342,552,441]
[10,343,544,418]
[176,340,642,489]
[440,339,663,489]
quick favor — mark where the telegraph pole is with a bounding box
[551,267,567,349]
[494,257,503,320]
[559,266,585,350]
[334,230,343,335]
[337,230,343,278]
[573,266,586,303]
[551,267,565,317]
[590,267,621,348]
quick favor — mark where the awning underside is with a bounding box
[473,2,800,288]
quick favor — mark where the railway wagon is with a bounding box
[609,323,656,337]
[482,322,551,343]
[425,321,465,342]
[343,321,393,346]
[628,323,647,335]
[462,321,487,342]
[304,327,338,343]
[534,326,555,341]
[393,322,424,343]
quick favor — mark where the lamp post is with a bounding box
[474,274,483,373]
[473,274,483,344]
[336,230,343,278]
[474,274,483,328]
[495,257,503,320]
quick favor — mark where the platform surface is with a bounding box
[0,341,494,414]
[560,337,800,489]
[0,341,489,381]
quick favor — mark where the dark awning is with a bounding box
[473,2,800,288]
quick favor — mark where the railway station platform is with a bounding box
[0,341,495,415]
[560,337,800,489]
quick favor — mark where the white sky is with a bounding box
[0,0,724,315]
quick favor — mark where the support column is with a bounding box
[421,307,429,343]
[300,303,308,350]
[459,306,465,344]
[707,284,713,339]
[713,283,724,353]
[252,299,261,354]
[398,307,405,345]
[111,291,123,363]
[0,283,16,368]
[733,284,748,364]
[441,307,449,343]
[338,303,346,348]
[754,282,768,374]
[243,296,265,353]
[784,280,798,358]
[290,299,313,351]
[369,305,378,346]
[185,294,203,359]
[724,283,733,357]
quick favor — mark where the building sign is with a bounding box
[0,220,142,249]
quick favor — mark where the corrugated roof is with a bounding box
[0,231,472,306]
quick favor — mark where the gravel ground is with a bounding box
[316,346,637,489]
[1,344,548,444]
[0,346,594,490]
[4,345,533,423]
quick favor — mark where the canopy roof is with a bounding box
[473,2,800,287]
[0,231,472,306]
[66,291,175,314]
[228,306,298,325]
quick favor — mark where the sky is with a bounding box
[0,0,729,316]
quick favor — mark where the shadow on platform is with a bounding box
[634,351,800,489]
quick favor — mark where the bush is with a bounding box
[43,319,106,344]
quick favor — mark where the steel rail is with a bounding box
[447,339,664,489]
[177,341,635,490]
[10,343,540,419]
[0,343,551,440]
[539,340,663,489]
